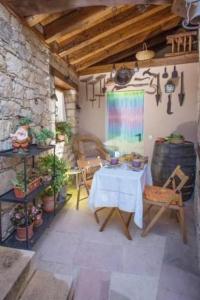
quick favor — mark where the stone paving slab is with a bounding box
[0,247,34,300]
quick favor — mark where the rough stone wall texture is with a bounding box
[0,4,57,240]
[195,30,200,268]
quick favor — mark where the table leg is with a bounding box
[99,208,115,232]
[116,209,132,240]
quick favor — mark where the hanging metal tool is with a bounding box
[155,74,161,106]
[102,76,107,95]
[167,94,173,115]
[95,75,106,108]
[80,76,93,101]
[178,72,185,106]
[162,67,168,79]
[143,68,157,78]
[172,66,178,78]
[88,79,97,108]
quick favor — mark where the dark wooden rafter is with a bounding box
[79,53,198,75]
[68,6,174,65]
[5,0,172,16]
[98,26,181,64]
[72,14,181,70]
[44,6,130,44]
[58,5,137,56]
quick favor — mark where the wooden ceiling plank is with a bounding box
[5,0,172,17]
[99,28,179,64]
[79,53,198,76]
[68,6,172,65]
[58,5,137,56]
[74,16,180,71]
[40,11,71,26]
[44,6,122,44]
[26,14,50,27]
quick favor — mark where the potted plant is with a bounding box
[11,176,26,199]
[56,122,72,143]
[34,127,54,148]
[11,170,42,199]
[11,204,34,241]
[38,154,68,212]
[31,204,43,227]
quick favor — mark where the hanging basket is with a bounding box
[136,43,155,61]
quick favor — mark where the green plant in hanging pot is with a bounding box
[34,127,54,148]
[56,122,73,143]
[38,154,69,212]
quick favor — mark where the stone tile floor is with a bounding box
[33,187,200,300]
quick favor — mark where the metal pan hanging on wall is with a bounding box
[114,66,133,86]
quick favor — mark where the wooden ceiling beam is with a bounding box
[44,6,124,44]
[5,0,172,16]
[68,6,172,65]
[26,14,50,27]
[99,26,181,64]
[79,53,198,76]
[74,15,180,71]
[58,5,137,57]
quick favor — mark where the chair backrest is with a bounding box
[77,157,102,182]
[163,165,189,193]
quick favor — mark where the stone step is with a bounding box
[19,270,74,300]
[0,247,35,300]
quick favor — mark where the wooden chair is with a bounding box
[142,165,189,243]
[76,157,102,210]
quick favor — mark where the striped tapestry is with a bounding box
[106,90,144,154]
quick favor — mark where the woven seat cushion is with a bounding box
[144,185,180,205]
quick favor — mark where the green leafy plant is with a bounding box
[34,128,54,146]
[56,122,72,143]
[19,117,32,126]
[38,154,69,194]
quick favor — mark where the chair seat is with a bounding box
[144,185,180,205]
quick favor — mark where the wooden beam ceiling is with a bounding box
[79,53,198,75]
[68,6,173,65]
[5,0,172,16]
[44,6,113,44]
[1,1,191,75]
[58,5,136,57]
[98,27,180,64]
[72,12,180,70]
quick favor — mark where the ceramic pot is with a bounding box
[57,134,65,142]
[33,211,43,227]
[132,159,142,168]
[16,223,33,241]
[42,195,54,213]
[14,187,26,199]
[110,158,119,165]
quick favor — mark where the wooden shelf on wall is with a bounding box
[79,52,199,76]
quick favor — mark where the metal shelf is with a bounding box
[0,180,53,204]
[0,144,55,158]
[0,196,71,250]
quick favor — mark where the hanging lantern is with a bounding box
[165,80,175,94]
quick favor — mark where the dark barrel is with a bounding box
[151,141,196,201]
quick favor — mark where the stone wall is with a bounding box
[0,4,78,240]
[195,29,200,268]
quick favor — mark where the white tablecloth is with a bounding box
[89,164,152,228]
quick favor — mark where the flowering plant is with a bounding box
[11,204,42,227]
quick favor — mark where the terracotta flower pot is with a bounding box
[33,211,43,227]
[14,187,26,199]
[16,223,33,241]
[42,195,55,213]
[57,134,65,142]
